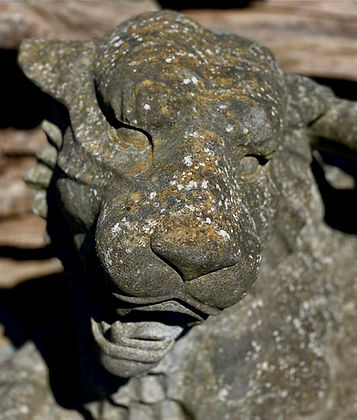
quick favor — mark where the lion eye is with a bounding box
[245,154,269,166]
[239,154,269,178]
[240,156,259,176]
[94,82,153,175]
[95,82,152,143]
[240,155,260,172]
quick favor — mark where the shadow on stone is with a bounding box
[156,0,254,10]
[312,77,357,102]
[0,274,77,401]
[0,49,53,129]
[0,272,125,412]
[312,154,357,235]
[0,246,55,261]
[309,77,357,234]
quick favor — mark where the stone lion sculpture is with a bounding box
[1,10,356,420]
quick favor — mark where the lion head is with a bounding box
[20,10,347,379]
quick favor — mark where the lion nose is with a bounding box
[150,214,240,281]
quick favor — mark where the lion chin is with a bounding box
[90,299,206,377]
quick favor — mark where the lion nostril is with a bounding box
[150,221,240,281]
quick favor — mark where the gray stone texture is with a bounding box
[1,10,355,419]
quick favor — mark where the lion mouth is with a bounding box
[91,299,209,377]
[91,317,177,364]
[112,291,221,316]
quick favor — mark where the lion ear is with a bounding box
[18,39,95,105]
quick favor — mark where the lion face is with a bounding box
[19,10,287,377]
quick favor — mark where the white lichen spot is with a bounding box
[218,229,230,239]
[144,104,151,110]
[251,340,262,352]
[225,125,233,133]
[147,219,158,228]
[165,57,173,63]
[183,78,191,85]
[252,298,264,309]
[186,180,197,190]
[184,156,193,167]
[149,192,157,199]
[112,223,121,233]
[185,204,196,212]
[261,361,269,370]
[19,406,29,415]
[202,180,209,189]
[170,180,184,191]
[191,76,198,85]
[217,388,229,401]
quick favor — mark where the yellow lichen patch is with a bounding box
[130,192,142,203]
[160,106,171,116]
[133,79,170,96]
[85,174,93,183]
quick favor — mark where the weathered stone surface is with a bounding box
[102,225,357,420]
[0,342,82,420]
[0,1,160,291]
[1,9,356,420]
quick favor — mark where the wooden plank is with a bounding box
[186,1,357,80]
